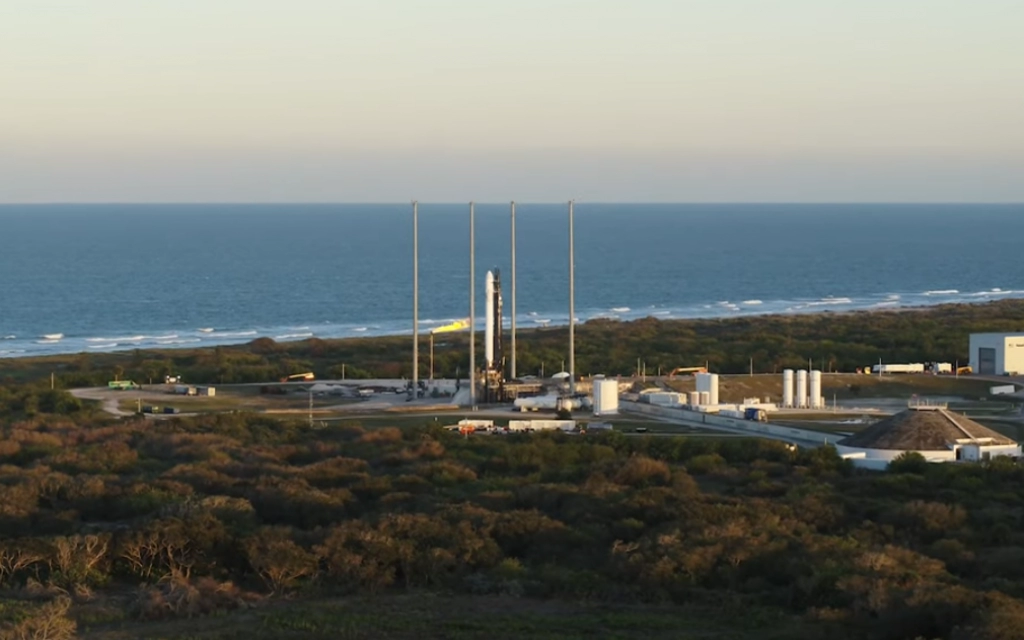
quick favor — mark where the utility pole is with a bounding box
[510,201,517,380]
[341,363,345,380]
[308,389,313,428]
[50,372,54,390]
[412,201,419,401]
[568,200,576,395]
[750,357,754,377]
[469,201,476,409]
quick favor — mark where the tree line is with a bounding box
[1,299,1023,387]
[1,393,1024,637]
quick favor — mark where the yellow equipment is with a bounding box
[432,318,470,334]
[281,372,315,382]
[956,366,972,375]
[668,366,708,378]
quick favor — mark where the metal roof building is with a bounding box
[969,333,1024,376]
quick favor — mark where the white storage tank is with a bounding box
[689,391,701,406]
[782,370,794,408]
[696,373,720,406]
[796,370,808,408]
[593,379,620,416]
[809,370,822,409]
[699,391,711,405]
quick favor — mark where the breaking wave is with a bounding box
[273,333,314,340]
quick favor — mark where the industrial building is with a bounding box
[836,405,1020,470]
[969,333,1024,376]
[592,377,619,416]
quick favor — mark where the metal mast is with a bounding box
[568,200,576,395]
[411,201,419,401]
[469,201,476,408]
[510,201,517,380]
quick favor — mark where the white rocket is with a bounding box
[485,270,495,369]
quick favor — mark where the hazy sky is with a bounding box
[2,0,1022,202]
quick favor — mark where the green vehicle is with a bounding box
[108,380,139,390]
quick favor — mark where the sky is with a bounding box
[1,0,1022,203]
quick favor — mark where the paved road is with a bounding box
[70,387,135,416]
[621,406,822,449]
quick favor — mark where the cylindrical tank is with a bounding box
[796,370,808,408]
[700,391,711,405]
[708,373,720,406]
[782,369,794,407]
[809,370,822,409]
[689,391,701,406]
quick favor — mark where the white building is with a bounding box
[508,419,576,432]
[592,378,620,416]
[969,333,1024,376]
[836,406,1020,470]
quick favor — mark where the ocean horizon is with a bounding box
[2,203,1023,359]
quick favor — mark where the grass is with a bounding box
[78,593,812,640]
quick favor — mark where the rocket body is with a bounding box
[485,270,495,368]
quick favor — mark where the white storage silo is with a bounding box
[796,370,808,408]
[699,391,711,405]
[782,369,794,408]
[593,379,619,416]
[809,370,822,409]
[696,373,720,406]
[689,391,701,406]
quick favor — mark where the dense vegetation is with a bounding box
[3,392,1024,638]
[3,300,1023,387]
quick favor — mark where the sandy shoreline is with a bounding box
[3,298,1022,364]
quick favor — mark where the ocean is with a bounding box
[1,203,1022,359]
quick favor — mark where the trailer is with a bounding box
[108,380,138,390]
[872,363,925,374]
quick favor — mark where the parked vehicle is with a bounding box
[744,408,768,422]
